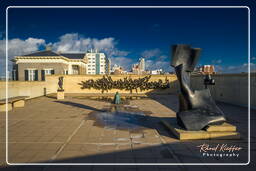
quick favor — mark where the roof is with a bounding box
[21,50,85,59]
[60,53,85,59]
[23,50,61,57]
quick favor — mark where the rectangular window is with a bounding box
[27,69,38,81]
[45,69,54,75]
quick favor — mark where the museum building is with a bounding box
[11,48,110,81]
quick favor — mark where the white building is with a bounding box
[84,49,108,75]
[150,69,163,75]
[139,58,145,71]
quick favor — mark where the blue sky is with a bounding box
[0,2,255,75]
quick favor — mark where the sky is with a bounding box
[0,5,255,76]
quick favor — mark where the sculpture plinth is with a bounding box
[57,90,65,100]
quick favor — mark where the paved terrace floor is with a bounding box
[0,94,255,171]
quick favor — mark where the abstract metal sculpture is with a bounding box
[171,44,226,130]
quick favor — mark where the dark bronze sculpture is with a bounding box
[58,76,64,91]
[171,44,226,131]
[79,75,169,93]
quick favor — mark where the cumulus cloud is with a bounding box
[146,59,172,71]
[140,49,171,72]
[52,33,129,58]
[0,33,131,77]
[216,63,256,73]
[141,48,161,59]
[111,57,134,71]
[0,37,45,77]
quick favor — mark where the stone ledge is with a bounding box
[205,122,236,132]
[161,119,240,140]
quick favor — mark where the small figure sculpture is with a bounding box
[58,76,64,91]
[171,44,226,130]
[114,92,121,104]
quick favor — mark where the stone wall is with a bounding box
[0,80,58,99]
[46,74,178,94]
[0,73,254,108]
[190,73,256,108]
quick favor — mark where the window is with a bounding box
[88,65,91,67]
[29,70,35,81]
[25,69,38,81]
[45,69,54,75]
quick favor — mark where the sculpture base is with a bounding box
[57,91,65,100]
[161,119,240,140]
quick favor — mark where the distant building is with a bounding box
[150,69,163,75]
[106,58,111,74]
[12,48,108,81]
[85,49,108,75]
[139,58,145,71]
[132,57,146,75]
[112,64,124,75]
[193,65,216,75]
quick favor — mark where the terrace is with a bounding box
[0,93,255,170]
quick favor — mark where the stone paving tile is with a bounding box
[0,95,254,168]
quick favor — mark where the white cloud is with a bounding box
[111,57,134,70]
[141,48,161,58]
[141,49,171,72]
[217,63,256,73]
[52,33,129,58]
[0,33,131,76]
[0,37,45,77]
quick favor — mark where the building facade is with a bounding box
[12,49,109,81]
[84,49,109,75]
[131,57,146,75]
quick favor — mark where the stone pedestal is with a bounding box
[161,118,240,140]
[57,91,65,100]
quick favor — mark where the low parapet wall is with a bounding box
[0,73,254,108]
[0,80,58,99]
[46,74,178,94]
[191,73,255,108]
